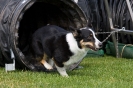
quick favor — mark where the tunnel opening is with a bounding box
[12,0,87,71]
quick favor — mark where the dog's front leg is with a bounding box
[55,65,68,77]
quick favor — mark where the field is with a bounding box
[0,56,133,88]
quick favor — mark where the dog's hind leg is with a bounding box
[40,54,53,70]
[55,65,68,77]
[48,58,54,67]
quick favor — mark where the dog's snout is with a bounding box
[99,43,102,48]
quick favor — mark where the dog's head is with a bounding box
[69,26,102,51]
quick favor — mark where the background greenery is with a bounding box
[0,56,133,88]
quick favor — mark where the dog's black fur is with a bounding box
[31,25,102,77]
[31,25,73,66]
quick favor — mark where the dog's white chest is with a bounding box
[64,33,88,66]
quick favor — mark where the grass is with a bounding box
[0,56,133,88]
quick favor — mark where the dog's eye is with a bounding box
[89,34,93,37]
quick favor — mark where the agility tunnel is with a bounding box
[0,0,87,71]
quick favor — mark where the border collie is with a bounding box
[31,25,102,77]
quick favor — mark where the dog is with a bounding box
[31,25,102,77]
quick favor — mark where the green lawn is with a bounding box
[0,56,133,88]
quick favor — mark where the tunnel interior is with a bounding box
[18,2,71,53]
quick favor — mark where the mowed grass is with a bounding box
[0,56,133,88]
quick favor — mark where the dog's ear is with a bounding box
[69,26,81,37]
